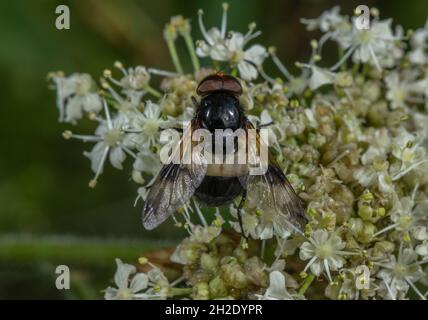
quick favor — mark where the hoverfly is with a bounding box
[142,72,306,235]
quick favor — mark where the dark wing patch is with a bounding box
[242,164,307,232]
[142,119,207,230]
[240,120,307,232]
[142,161,206,230]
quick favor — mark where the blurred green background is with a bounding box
[1,0,428,299]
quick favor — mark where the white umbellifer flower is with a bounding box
[52,73,102,123]
[117,65,151,105]
[299,229,355,282]
[389,128,427,181]
[385,72,412,109]
[408,22,428,65]
[229,205,259,238]
[299,64,337,90]
[226,31,267,81]
[190,225,222,243]
[335,268,376,300]
[286,75,308,95]
[120,66,151,91]
[384,71,428,110]
[261,110,285,152]
[302,7,352,55]
[375,194,428,240]
[351,19,398,70]
[196,4,229,61]
[301,6,345,32]
[85,124,127,183]
[257,271,294,300]
[196,4,267,81]
[255,207,293,240]
[329,19,398,72]
[64,100,135,187]
[360,128,391,165]
[133,149,162,177]
[145,267,171,299]
[354,161,394,194]
[104,259,149,300]
[104,63,167,107]
[125,100,165,149]
[375,246,427,300]
[416,241,428,257]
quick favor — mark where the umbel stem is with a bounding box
[183,33,200,72]
[165,36,184,74]
[298,274,315,296]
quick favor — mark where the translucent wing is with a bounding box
[142,119,207,230]
[240,120,307,232]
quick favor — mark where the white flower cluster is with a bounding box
[104,258,173,300]
[49,5,428,300]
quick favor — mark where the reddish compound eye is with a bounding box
[196,73,243,96]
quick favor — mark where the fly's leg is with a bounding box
[258,121,274,128]
[256,121,274,134]
[237,190,248,239]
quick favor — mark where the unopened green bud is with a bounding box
[361,190,374,201]
[305,224,312,237]
[163,23,177,41]
[358,204,373,221]
[377,207,386,217]
[200,253,219,273]
[308,208,318,218]
[180,239,205,264]
[221,260,248,289]
[358,222,376,243]
[338,293,347,300]
[193,282,210,300]
[335,72,353,87]
[403,232,411,242]
[209,276,228,299]
[348,217,364,234]
[233,247,248,263]
[244,257,268,287]
[62,130,72,139]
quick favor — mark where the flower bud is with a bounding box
[192,282,210,300]
[220,258,248,289]
[233,247,248,263]
[209,276,228,299]
[178,239,206,265]
[358,222,376,243]
[373,241,395,258]
[200,253,219,273]
[358,204,374,221]
[335,72,353,87]
[244,257,268,287]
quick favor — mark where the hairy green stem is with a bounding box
[165,38,184,74]
[298,274,315,296]
[183,34,200,72]
[0,235,175,266]
[145,85,162,98]
[169,287,193,297]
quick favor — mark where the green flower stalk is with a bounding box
[164,22,184,74]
